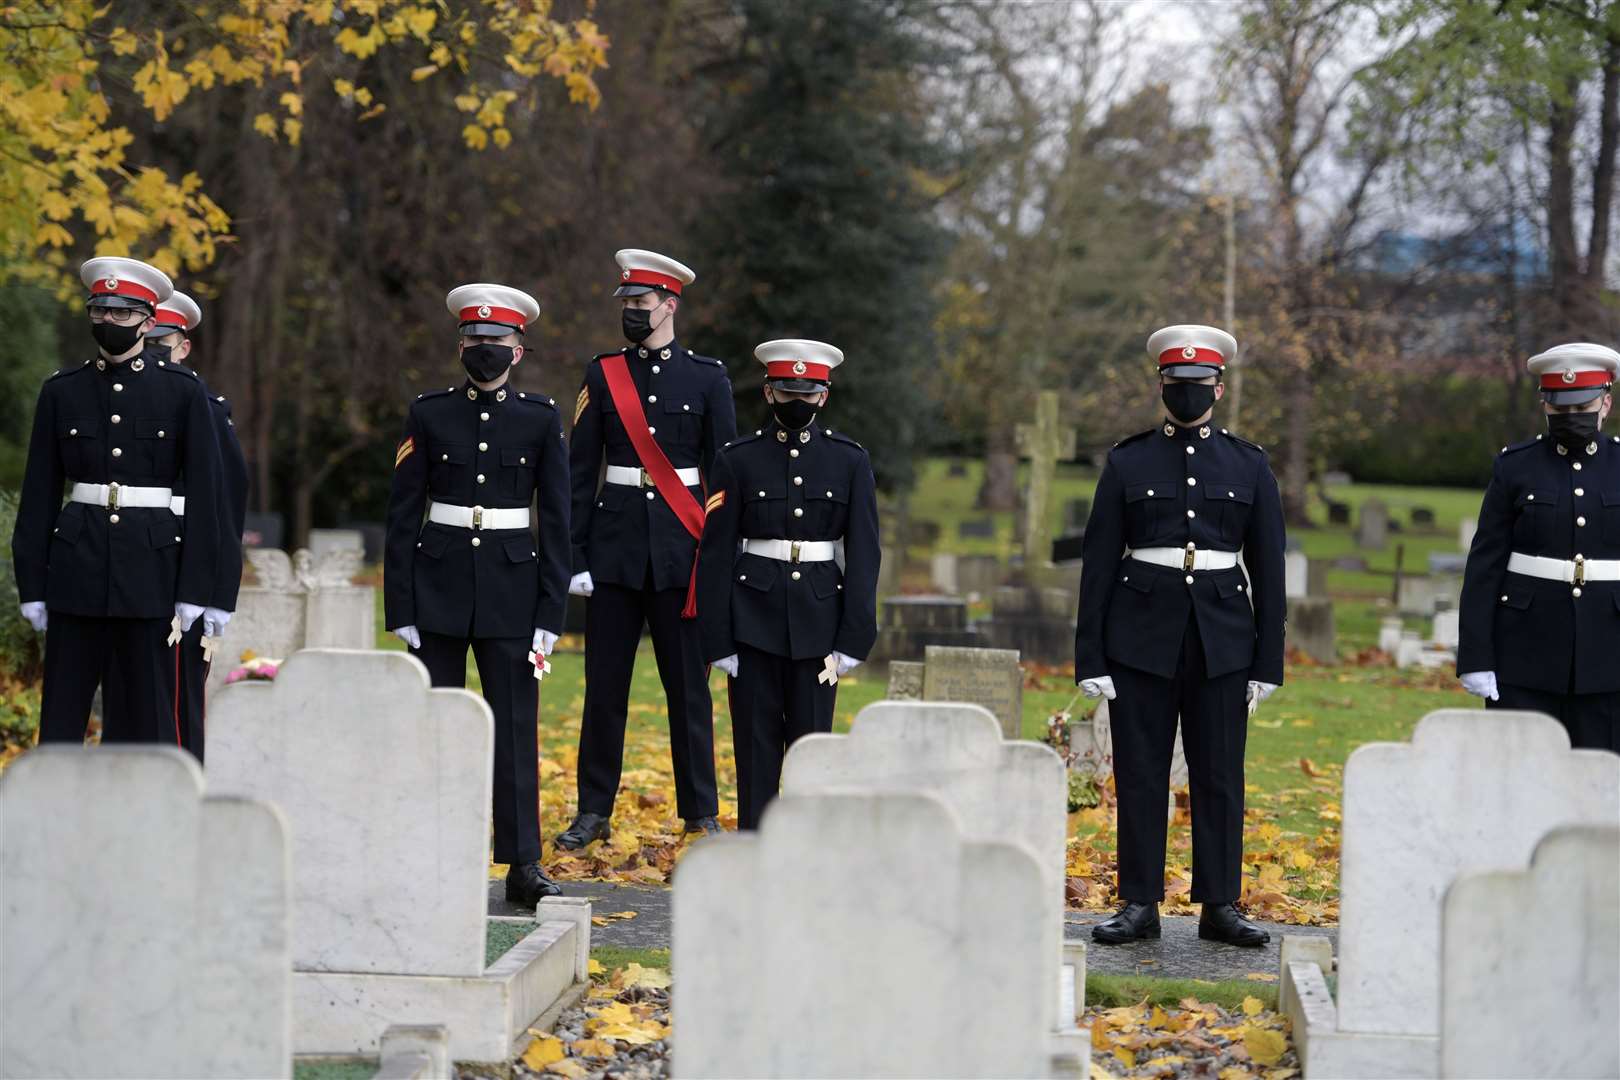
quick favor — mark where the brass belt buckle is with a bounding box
[1183,541,1196,573]
[640,469,654,489]
[472,505,484,530]
[790,541,803,564]
[107,482,120,512]
[1574,554,1586,586]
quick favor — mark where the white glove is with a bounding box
[832,651,862,676]
[19,602,46,633]
[568,571,595,597]
[1247,681,1279,705]
[1460,670,1499,701]
[175,602,206,632]
[393,625,422,650]
[532,628,558,657]
[713,654,740,677]
[202,607,232,638]
[1080,676,1116,701]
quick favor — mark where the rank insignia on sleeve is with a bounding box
[574,386,590,424]
[705,490,726,513]
[395,436,415,468]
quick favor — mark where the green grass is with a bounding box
[593,944,670,972]
[1085,973,1279,1012]
[293,1061,377,1080]
[487,919,536,967]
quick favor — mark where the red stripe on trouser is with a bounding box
[173,644,181,745]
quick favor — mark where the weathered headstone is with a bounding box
[1397,573,1463,618]
[1282,711,1620,1078]
[207,649,590,1061]
[1322,470,1352,487]
[1286,596,1336,664]
[929,551,959,594]
[673,791,1079,1077]
[886,660,924,699]
[957,553,1002,598]
[212,546,375,692]
[1409,507,1435,528]
[947,460,968,478]
[1458,517,1477,553]
[1356,498,1389,550]
[1327,501,1352,526]
[1377,617,1403,655]
[957,518,995,539]
[308,527,364,560]
[1394,630,1424,668]
[1013,389,1077,572]
[1430,609,1460,651]
[1333,554,1369,572]
[870,595,986,661]
[1440,824,1619,1080]
[1426,552,1467,575]
[243,510,285,549]
[921,644,1023,739]
[1285,550,1310,599]
[1,747,290,1079]
[979,585,1076,664]
[1306,557,1331,596]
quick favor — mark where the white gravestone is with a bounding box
[1458,517,1476,553]
[1441,824,1619,1080]
[673,791,1075,1079]
[1285,549,1309,599]
[211,547,375,692]
[1377,617,1403,655]
[1284,710,1620,1078]
[207,649,590,1061]
[1430,609,1459,651]
[781,702,1071,1028]
[1,747,290,1079]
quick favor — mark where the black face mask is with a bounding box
[91,320,144,356]
[622,302,669,344]
[1547,409,1601,452]
[771,397,821,431]
[144,341,173,364]
[461,343,515,383]
[1162,382,1217,425]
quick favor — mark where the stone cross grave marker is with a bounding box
[673,791,1072,1078]
[1014,390,1077,571]
[920,644,1024,739]
[1,747,290,1079]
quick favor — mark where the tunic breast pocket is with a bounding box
[742,480,786,536]
[134,417,177,476]
[1123,482,1175,540]
[1601,491,1620,544]
[663,397,705,444]
[808,480,849,534]
[1510,488,1558,549]
[500,447,537,501]
[56,417,99,478]
[429,444,473,496]
[1207,483,1254,544]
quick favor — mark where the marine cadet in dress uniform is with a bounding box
[1074,325,1286,948]
[11,257,223,745]
[384,283,572,905]
[696,339,880,830]
[100,291,250,761]
[1458,343,1620,753]
[558,250,736,849]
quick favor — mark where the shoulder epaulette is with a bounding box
[208,394,233,417]
[1111,428,1156,450]
[1219,428,1265,453]
[155,360,198,379]
[686,349,726,369]
[824,428,864,451]
[515,391,556,409]
[413,386,457,403]
[722,430,766,451]
[48,363,89,382]
[1499,436,1541,456]
[589,348,626,363]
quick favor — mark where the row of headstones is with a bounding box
[0,650,592,1078]
[673,699,1089,1078]
[1281,709,1619,1079]
[1381,610,1462,669]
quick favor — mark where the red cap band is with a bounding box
[89,277,158,304]
[457,304,526,328]
[153,308,189,330]
[621,268,683,294]
[766,360,831,382]
[1540,370,1612,390]
[1158,346,1225,368]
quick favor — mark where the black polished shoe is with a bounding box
[684,815,723,837]
[505,862,563,907]
[1198,902,1270,947]
[555,812,611,851]
[1091,901,1161,944]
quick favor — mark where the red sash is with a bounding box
[600,353,706,617]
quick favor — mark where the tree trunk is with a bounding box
[1545,76,1583,336]
[979,436,1018,512]
[1282,374,1312,526]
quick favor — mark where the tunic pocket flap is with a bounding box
[134,418,172,439]
[746,480,787,501]
[1602,491,1620,508]
[1125,483,1174,502]
[58,417,98,438]
[595,485,627,512]
[1215,577,1249,599]
[662,397,706,416]
[52,506,84,544]
[503,538,537,564]
[416,527,452,559]
[1117,570,1155,594]
[436,445,473,466]
[1517,488,1558,508]
[809,483,849,503]
[735,556,778,591]
[1208,485,1254,504]
[501,447,536,467]
[148,523,181,549]
[1499,588,1533,610]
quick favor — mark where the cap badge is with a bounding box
[621,269,631,280]
[1181,345,1197,359]
[103,277,119,290]
[1563,370,1577,384]
[792,359,807,375]
[477,304,492,319]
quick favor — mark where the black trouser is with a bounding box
[1108,615,1250,904]
[414,631,543,864]
[576,570,717,820]
[39,612,179,747]
[1492,683,1620,753]
[730,644,838,830]
[102,620,209,761]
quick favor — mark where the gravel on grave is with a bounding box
[505,984,671,1080]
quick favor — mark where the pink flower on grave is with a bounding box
[224,657,282,684]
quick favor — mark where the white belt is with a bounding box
[1508,552,1620,584]
[69,482,175,510]
[170,496,185,516]
[605,464,701,488]
[1130,546,1240,572]
[427,503,532,530]
[740,538,838,563]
